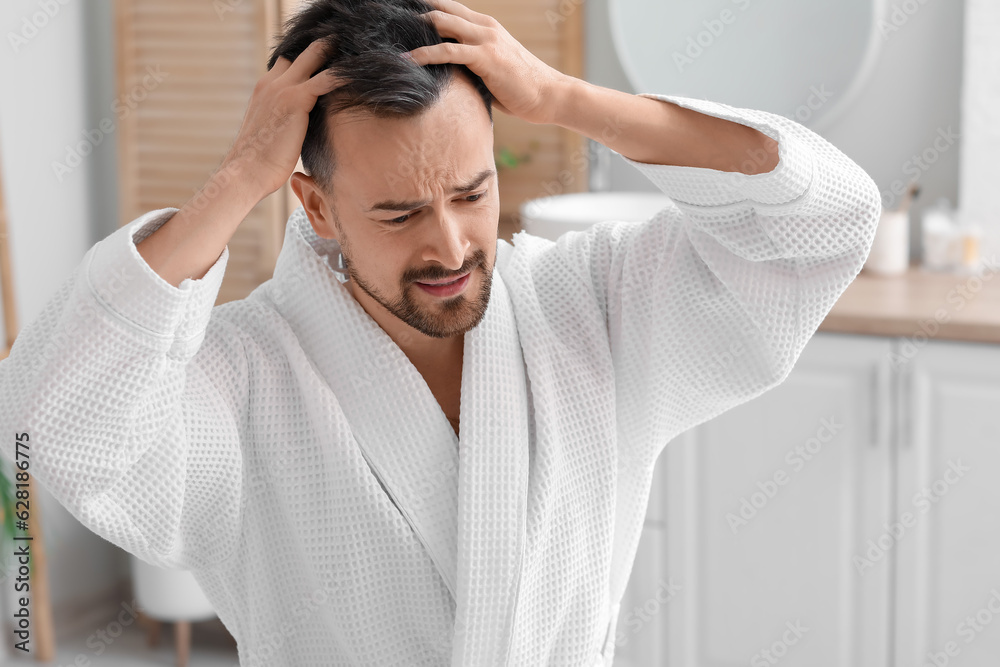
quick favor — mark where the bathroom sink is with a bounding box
[518,191,674,242]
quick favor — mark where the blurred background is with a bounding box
[1,0,998,665]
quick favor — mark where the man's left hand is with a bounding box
[404,0,568,125]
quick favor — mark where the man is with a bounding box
[0,0,881,665]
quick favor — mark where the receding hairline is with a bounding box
[330,67,491,126]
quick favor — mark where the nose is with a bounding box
[421,209,470,274]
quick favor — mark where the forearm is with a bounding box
[547,76,779,174]
[136,159,262,288]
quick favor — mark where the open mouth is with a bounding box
[418,274,466,286]
[415,271,472,296]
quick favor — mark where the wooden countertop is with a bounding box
[819,262,1000,344]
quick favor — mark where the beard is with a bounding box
[342,244,493,339]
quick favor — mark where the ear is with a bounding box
[290,172,338,240]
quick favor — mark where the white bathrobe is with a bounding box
[0,94,880,666]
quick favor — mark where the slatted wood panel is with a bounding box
[117,0,285,305]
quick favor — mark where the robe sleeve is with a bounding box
[0,208,247,571]
[553,94,881,468]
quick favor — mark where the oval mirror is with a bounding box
[608,0,884,132]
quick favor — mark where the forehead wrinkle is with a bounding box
[365,167,496,214]
[330,91,493,217]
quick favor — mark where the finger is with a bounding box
[305,69,344,97]
[420,10,489,43]
[270,55,293,77]
[422,0,495,28]
[284,39,333,82]
[406,41,477,68]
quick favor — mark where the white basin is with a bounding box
[519,191,674,242]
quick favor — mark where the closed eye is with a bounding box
[383,191,487,225]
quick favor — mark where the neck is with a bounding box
[347,279,465,369]
[397,328,465,371]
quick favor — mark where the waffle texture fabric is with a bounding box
[0,93,880,667]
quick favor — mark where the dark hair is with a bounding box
[267,0,494,193]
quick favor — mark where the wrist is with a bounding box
[543,74,585,128]
[213,158,272,209]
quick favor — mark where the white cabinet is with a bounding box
[615,332,1000,666]
[894,339,1000,666]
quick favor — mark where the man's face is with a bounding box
[319,74,498,340]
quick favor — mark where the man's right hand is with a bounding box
[225,38,343,199]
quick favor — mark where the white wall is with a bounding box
[959,0,1000,261]
[586,0,965,264]
[0,0,128,627]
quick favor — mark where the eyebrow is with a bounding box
[365,168,496,213]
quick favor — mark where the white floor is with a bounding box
[2,616,240,666]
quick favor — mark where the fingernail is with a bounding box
[399,51,414,61]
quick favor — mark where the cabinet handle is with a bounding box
[871,360,889,448]
[870,365,878,447]
[899,363,913,449]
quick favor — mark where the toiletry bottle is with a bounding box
[957,212,983,275]
[921,198,957,272]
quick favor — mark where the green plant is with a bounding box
[0,461,15,578]
[0,460,33,580]
[494,140,540,172]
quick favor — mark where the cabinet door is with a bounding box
[894,339,1000,666]
[616,333,895,666]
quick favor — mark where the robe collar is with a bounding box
[268,207,530,665]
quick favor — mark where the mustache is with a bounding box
[407,248,488,283]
